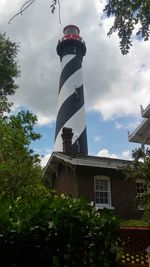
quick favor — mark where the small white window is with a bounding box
[94,176,112,209]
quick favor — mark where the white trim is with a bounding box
[128,117,150,145]
[95,205,114,210]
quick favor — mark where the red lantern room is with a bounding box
[61,25,82,41]
[63,25,80,35]
[57,25,86,59]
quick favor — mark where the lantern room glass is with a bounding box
[64,26,79,36]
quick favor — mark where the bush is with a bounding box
[0,192,120,267]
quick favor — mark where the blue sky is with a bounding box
[31,111,141,165]
[0,0,150,166]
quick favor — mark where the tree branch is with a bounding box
[20,0,35,14]
[8,0,61,24]
[8,0,36,24]
[58,0,61,24]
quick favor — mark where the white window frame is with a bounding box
[94,176,113,209]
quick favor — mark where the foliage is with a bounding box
[0,32,19,116]
[126,147,150,182]
[126,147,150,223]
[0,193,120,267]
[104,0,150,54]
[0,97,13,117]
[50,0,57,13]
[0,110,42,198]
[0,32,20,100]
[0,32,42,198]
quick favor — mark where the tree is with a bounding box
[126,147,150,223]
[0,110,42,197]
[0,32,42,197]
[0,32,20,99]
[0,32,20,115]
[104,0,150,54]
[127,147,150,183]
[8,0,150,54]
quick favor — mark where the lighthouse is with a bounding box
[54,25,88,155]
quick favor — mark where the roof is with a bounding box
[141,104,150,118]
[128,117,150,145]
[44,152,132,175]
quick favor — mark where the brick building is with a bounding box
[44,151,144,220]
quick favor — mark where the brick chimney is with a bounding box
[61,127,73,154]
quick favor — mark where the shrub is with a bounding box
[0,192,120,267]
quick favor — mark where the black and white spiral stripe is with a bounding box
[54,54,88,154]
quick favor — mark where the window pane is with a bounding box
[95,179,108,192]
[95,180,109,205]
[101,180,108,191]
[64,26,79,35]
[95,180,100,191]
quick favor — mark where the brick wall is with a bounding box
[111,176,143,220]
[52,162,143,220]
[53,163,78,197]
[76,165,143,220]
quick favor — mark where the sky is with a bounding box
[1,0,150,166]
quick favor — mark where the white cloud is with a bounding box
[115,118,142,131]
[40,153,51,167]
[97,149,118,158]
[97,148,131,160]
[0,0,150,126]
[126,119,142,131]
[37,113,55,126]
[121,150,131,160]
[115,122,124,129]
[84,21,150,120]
